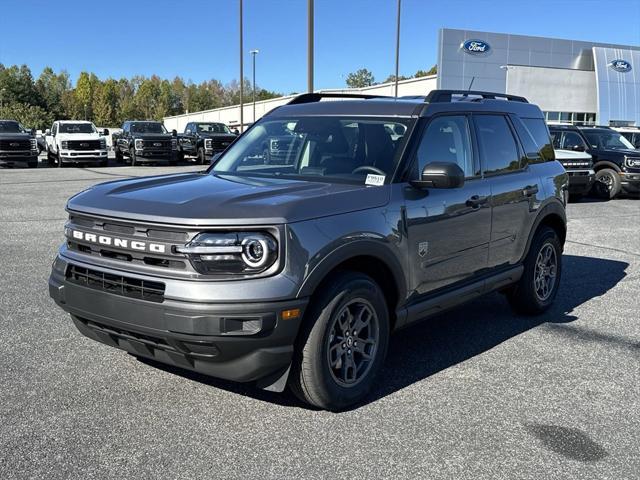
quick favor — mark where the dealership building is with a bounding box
[164,28,640,131]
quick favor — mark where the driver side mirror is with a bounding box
[185,129,192,135]
[410,162,465,189]
[30,128,36,136]
[171,129,178,137]
[572,145,586,152]
[45,129,51,136]
[102,128,109,136]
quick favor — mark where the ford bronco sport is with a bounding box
[49,90,568,411]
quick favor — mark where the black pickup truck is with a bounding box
[177,122,237,164]
[0,119,39,168]
[113,121,177,166]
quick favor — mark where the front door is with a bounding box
[404,115,491,297]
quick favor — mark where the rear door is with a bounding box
[403,114,491,296]
[473,114,540,268]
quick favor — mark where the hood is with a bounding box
[56,132,101,141]
[67,173,390,226]
[0,132,32,139]
[199,132,237,140]
[554,149,592,161]
[134,132,173,139]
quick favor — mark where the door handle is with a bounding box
[523,185,539,197]
[466,195,489,208]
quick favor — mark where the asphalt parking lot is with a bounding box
[0,165,638,479]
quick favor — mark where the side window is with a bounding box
[561,131,588,150]
[583,133,600,149]
[475,115,521,175]
[550,131,561,149]
[414,115,475,178]
[521,117,554,162]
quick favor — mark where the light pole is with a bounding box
[307,0,314,93]
[394,0,401,98]
[239,0,244,131]
[250,49,259,123]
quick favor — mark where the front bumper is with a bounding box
[48,255,307,386]
[0,151,38,166]
[620,171,640,194]
[60,150,108,163]
[565,169,595,195]
[135,150,175,162]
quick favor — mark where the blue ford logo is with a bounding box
[461,39,491,55]
[608,59,632,73]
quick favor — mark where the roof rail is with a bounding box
[287,92,388,105]
[425,90,528,103]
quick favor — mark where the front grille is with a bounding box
[67,140,102,150]
[142,140,171,149]
[66,265,165,303]
[0,139,31,151]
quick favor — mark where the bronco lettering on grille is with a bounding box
[71,230,166,253]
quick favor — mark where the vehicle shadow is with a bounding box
[138,254,628,411]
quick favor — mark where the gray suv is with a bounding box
[49,90,568,410]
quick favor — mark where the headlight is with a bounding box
[30,138,37,151]
[171,138,178,150]
[204,138,213,149]
[176,232,278,275]
[625,156,640,168]
[135,139,144,150]
[61,140,68,150]
[100,138,106,149]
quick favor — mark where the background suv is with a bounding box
[49,90,567,410]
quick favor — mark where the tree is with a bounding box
[345,68,375,88]
[94,78,119,126]
[35,67,71,118]
[0,64,42,107]
[74,71,100,120]
[383,74,409,83]
[415,65,437,77]
[0,102,53,130]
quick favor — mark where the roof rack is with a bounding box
[287,92,388,105]
[425,90,528,103]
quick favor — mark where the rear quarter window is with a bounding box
[521,118,554,162]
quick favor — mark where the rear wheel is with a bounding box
[595,168,621,199]
[289,271,389,411]
[507,226,562,315]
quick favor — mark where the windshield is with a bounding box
[211,117,411,184]
[585,131,635,150]
[131,122,167,134]
[0,121,24,133]
[59,123,96,134]
[197,123,231,134]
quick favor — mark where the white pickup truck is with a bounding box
[45,121,109,167]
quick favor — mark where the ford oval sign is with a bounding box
[461,39,491,55]
[608,59,632,73]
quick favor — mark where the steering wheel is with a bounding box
[351,165,386,176]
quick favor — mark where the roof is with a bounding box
[267,90,544,119]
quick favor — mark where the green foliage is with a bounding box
[346,69,375,88]
[0,102,53,130]
[415,65,437,77]
[0,62,284,127]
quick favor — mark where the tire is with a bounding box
[595,168,621,199]
[197,147,206,165]
[115,147,123,163]
[99,159,108,168]
[129,148,137,166]
[28,161,37,168]
[507,226,562,315]
[289,271,390,411]
[176,150,185,163]
[47,148,55,166]
[57,151,64,168]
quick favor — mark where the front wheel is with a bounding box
[197,147,206,165]
[595,168,621,199]
[114,147,123,163]
[507,226,562,315]
[289,272,389,411]
[129,148,137,166]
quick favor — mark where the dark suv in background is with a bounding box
[112,121,178,166]
[49,90,567,410]
[0,119,38,168]
[549,124,640,198]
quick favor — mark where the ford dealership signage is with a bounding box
[461,39,491,55]
[608,59,632,73]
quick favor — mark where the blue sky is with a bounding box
[0,0,638,93]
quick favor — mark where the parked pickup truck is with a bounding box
[113,121,177,166]
[177,122,237,164]
[0,119,38,168]
[45,121,109,167]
